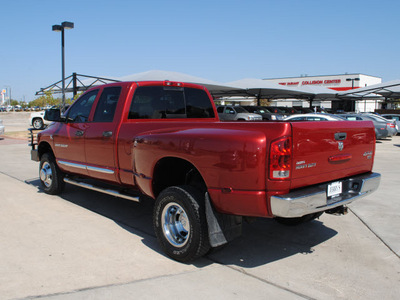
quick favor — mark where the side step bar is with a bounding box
[64,178,140,202]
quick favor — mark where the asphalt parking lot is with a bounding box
[0,112,399,299]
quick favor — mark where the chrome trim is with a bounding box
[58,160,114,174]
[58,160,87,170]
[270,172,381,218]
[87,166,114,175]
[64,178,140,202]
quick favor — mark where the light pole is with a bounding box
[346,77,360,89]
[346,77,360,112]
[4,85,11,106]
[52,21,74,110]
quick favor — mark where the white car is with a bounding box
[0,119,5,136]
[29,111,51,130]
[217,106,263,121]
[284,113,345,121]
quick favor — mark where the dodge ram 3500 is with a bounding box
[30,81,381,262]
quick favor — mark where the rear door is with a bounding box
[84,85,124,182]
[289,120,375,189]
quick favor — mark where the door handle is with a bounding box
[75,130,84,137]
[103,131,113,137]
[335,132,347,141]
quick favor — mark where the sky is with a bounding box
[1,0,400,102]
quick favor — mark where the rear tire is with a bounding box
[39,153,65,195]
[153,185,210,262]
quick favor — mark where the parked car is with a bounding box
[0,119,4,136]
[217,106,262,121]
[295,107,314,114]
[30,111,50,130]
[284,113,345,121]
[267,106,298,118]
[241,106,284,120]
[361,113,397,136]
[381,114,400,135]
[338,113,389,139]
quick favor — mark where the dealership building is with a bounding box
[263,73,382,112]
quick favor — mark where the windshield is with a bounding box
[365,114,390,122]
[234,107,248,113]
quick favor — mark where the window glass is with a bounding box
[234,107,247,113]
[343,116,358,121]
[217,106,224,113]
[185,88,215,118]
[129,86,215,119]
[93,86,122,122]
[67,90,98,123]
[226,107,235,114]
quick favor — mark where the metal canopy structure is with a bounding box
[35,70,395,104]
[338,80,400,99]
[35,73,121,97]
[225,78,342,101]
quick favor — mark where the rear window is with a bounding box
[129,86,215,119]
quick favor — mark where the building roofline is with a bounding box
[263,73,382,80]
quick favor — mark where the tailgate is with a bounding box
[290,120,375,189]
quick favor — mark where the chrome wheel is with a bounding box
[40,161,53,187]
[161,202,190,247]
[33,118,43,130]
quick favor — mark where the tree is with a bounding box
[10,100,19,106]
[29,91,61,108]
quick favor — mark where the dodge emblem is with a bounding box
[338,142,344,151]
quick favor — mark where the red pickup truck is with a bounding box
[31,81,381,262]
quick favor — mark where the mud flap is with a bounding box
[205,192,242,248]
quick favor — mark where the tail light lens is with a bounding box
[387,123,395,128]
[164,81,183,87]
[269,136,292,180]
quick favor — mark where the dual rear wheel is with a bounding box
[153,186,210,262]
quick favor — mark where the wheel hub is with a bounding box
[40,162,53,187]
[161,203,190,247]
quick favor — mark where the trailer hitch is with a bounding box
[325,205,348,216]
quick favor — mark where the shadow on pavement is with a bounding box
[208,217,337,268]
[25,178,337,268]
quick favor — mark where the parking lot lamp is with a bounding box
[346,77,360,89]
[52,21,74,110]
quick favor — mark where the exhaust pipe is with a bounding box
[325,205,348,216]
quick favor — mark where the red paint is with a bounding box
[37,81,376,218]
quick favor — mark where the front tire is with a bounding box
[153,186,210,262]
[33,118,44,130]
[39,153,65,195]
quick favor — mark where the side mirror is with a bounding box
[44,108,62,122]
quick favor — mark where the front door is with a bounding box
[53,89,99,176]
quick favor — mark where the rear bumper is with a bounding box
[270,172,381,218]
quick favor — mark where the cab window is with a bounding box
[93,87,122,122]
[129,86,215,119]
[67,90,98,123]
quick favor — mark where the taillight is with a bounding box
[269,136,292,180]
[387,123,395,128]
